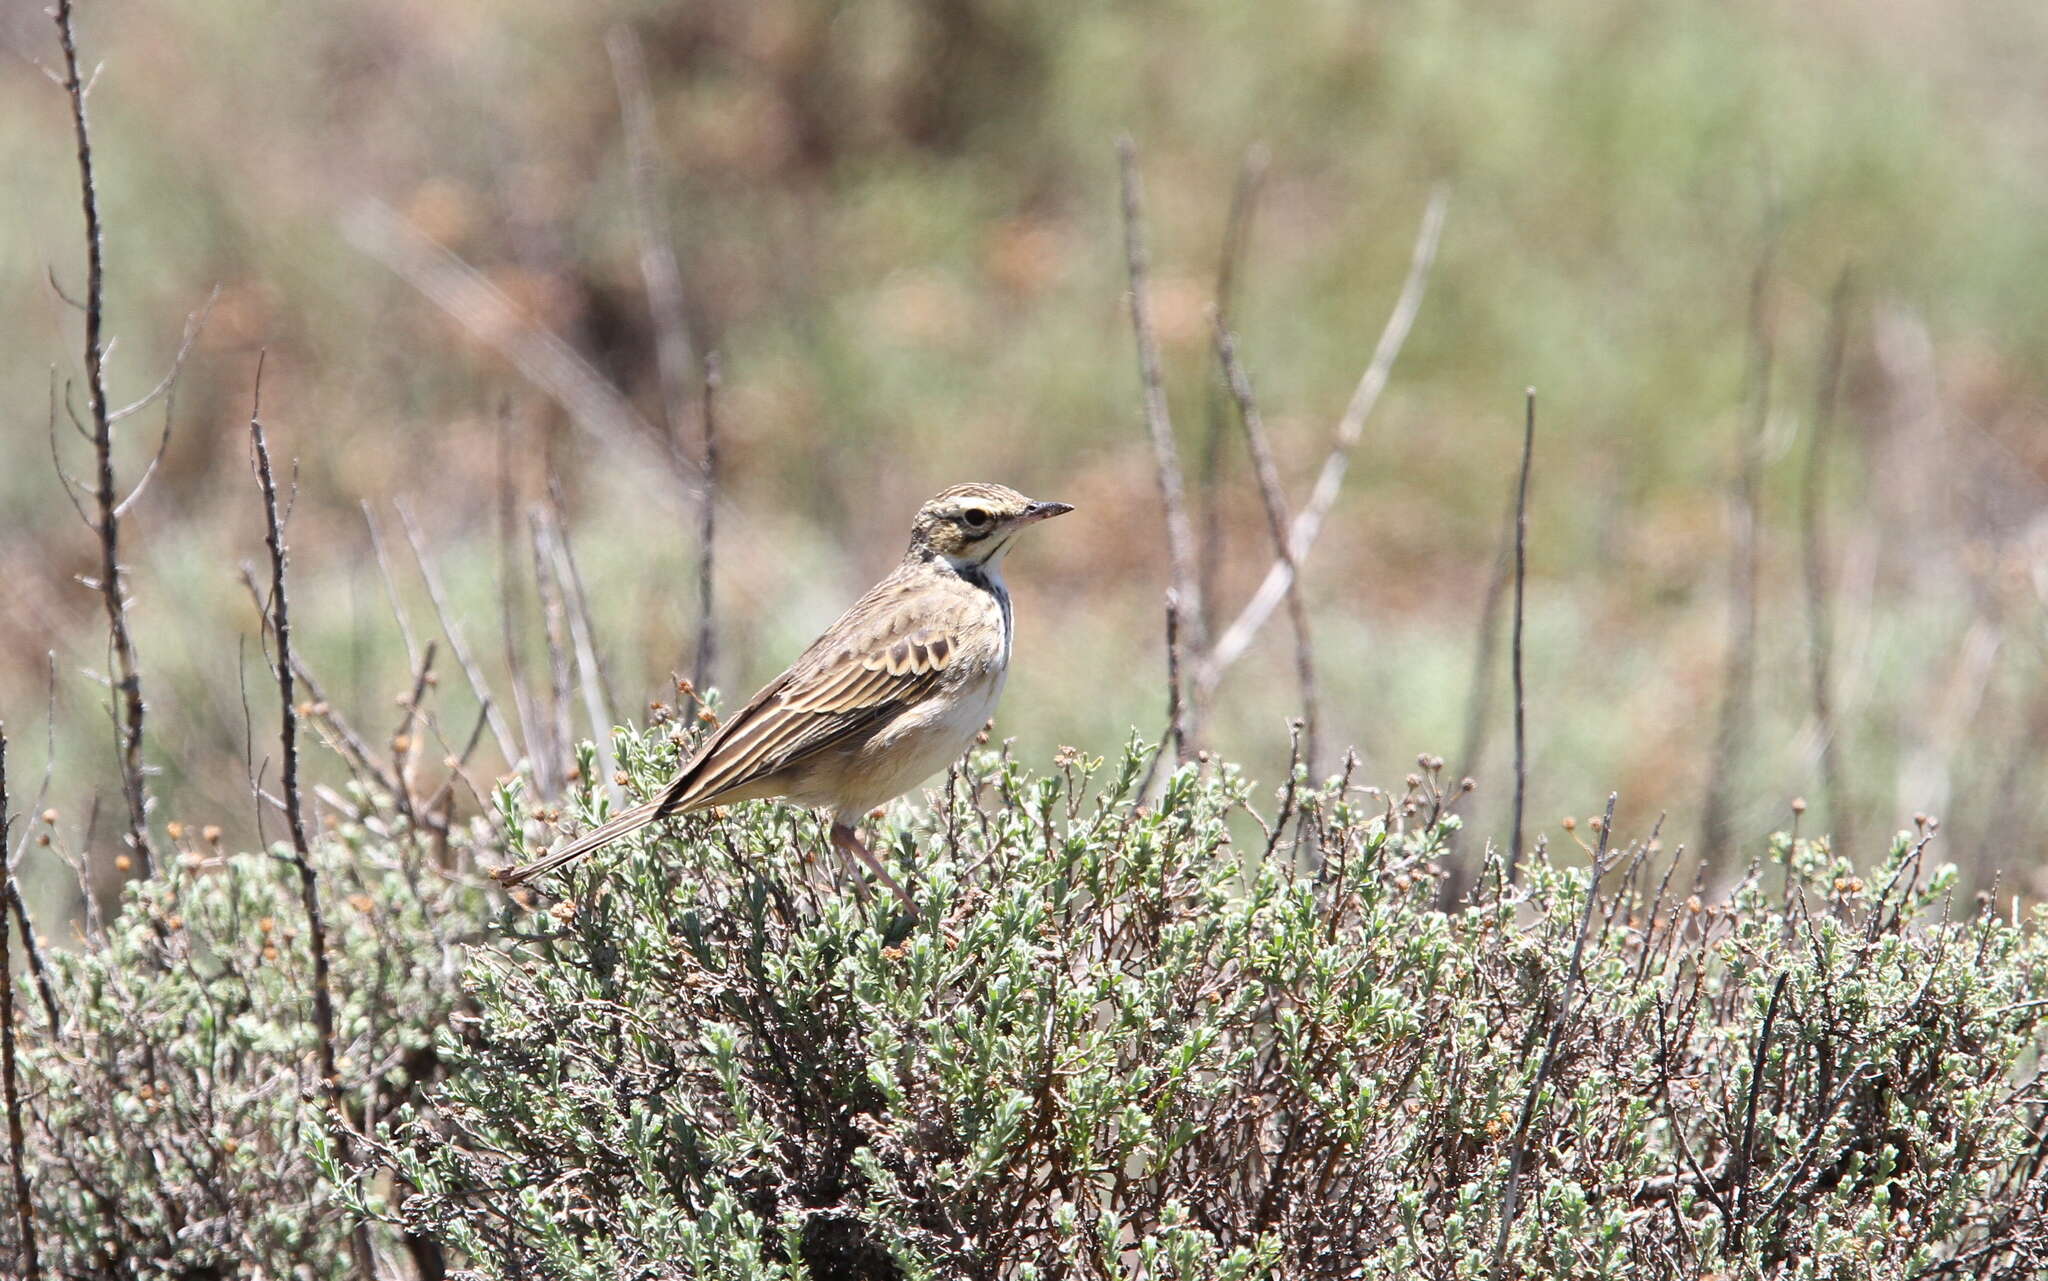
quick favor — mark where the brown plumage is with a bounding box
[495,483,1071,903]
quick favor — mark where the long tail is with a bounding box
[494,797,666,888]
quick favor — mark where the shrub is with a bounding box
[8,790,499,1279]
[9,727,2048,1279]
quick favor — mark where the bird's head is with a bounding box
[909,482,1073,569]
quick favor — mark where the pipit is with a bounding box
[496,483,1072,907]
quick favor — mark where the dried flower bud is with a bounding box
[114,854,132,872]
[259,917,276,934]
[1791,796,1808,814]
[613,771,630,786]
[1461,778,1476,792]
[1561,816,1576,831]
[549,900,578,924]
[203,825,223,845]
[261,945,279,962]
[697,709,719,725]
[1405,773,1423,789]
[392,733,413,755]
[166,820,185,840]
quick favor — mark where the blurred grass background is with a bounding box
[7,0,2048,919]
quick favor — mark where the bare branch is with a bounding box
[394,500,518,770]
[1118,137,1208,745]
[1803,269,1854,857]
[693,353,721,694]
[361,501,420,670]
[606,24,697,446]
[539,508,617,788]
[246,363,361,1270]
[1211,313,1319,779]
[1703,239,1777,872]
[109,287,216,425]
[341,199,685,488]
[0,728,44,1281]
[54,0,153,876]
[1200,186,1449,692]
[235,567,399,802]
[1197,143,1270,632]
[1510,389,1535,872]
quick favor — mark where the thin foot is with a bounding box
[832,821,918,917]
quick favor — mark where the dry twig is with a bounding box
[1803,270,1853,856]
[694,354,721,694]
[1211,314,1320,778]
[1197,144,1269,631]
[54,0,153,876]
[1510,389,1536,870]
[1118,137,1208,748]
[606,24,698,449]
[0,729,41,1281]
[1199,187,1449,694]
[245,366,359,1271]
[342,200,684,486]
[1703,243,1777,870]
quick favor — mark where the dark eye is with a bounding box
[961,508,993,530]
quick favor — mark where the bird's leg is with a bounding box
[831,820,918,916]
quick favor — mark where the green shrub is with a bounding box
[9,727,2048,1279]
[8,792,499,1278]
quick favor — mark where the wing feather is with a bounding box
[653,574,981,816]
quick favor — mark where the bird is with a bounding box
[494,482,1072,908]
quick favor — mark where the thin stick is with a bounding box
[1200,186,1449,692]
[693,353,721,694]
[1211,313,1320,778]
[341,200,681,484]
[1803,270,1853,857]
[55,0,153,877]
[496,403,545,792]
[394,499,518,768]
[529,512,577,794]
[1118,137,1208,746]
[247,362,352,1180]
[0,729,42,1281]
[1164,590,1188,767]
[546,512,618,787]
[1730,970,1789,1254]
[1703,247,1775,871]
[1197,144,1270,634]
[1492,791,1617,1275]
[1510,389,1535,872]
[606,24,698,449]
[1442,495,1516,900]
[361,502,419,670]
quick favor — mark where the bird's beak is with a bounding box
[1017,500,1074,526]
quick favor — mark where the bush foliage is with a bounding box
[8,725,2048,1279]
